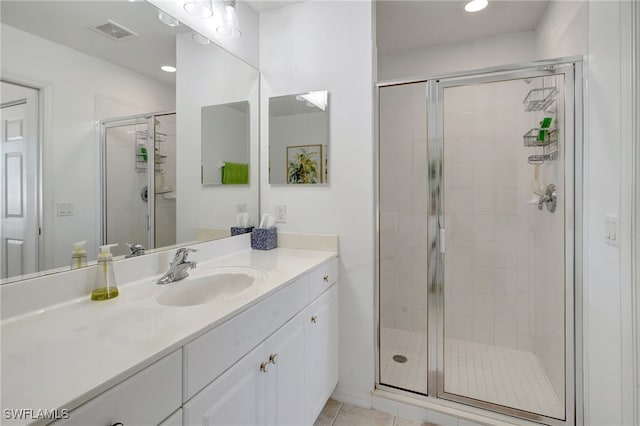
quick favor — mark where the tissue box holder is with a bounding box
[251,227,277,250]
[231,226,254,236]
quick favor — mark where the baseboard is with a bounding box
[330,384,372,409]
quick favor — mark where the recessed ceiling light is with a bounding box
[161,65,177,73]
[465,0,488,13]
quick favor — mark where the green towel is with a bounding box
[221,162,249,184]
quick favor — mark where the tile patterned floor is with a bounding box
[314,399,438,426]
[444,338,564,419]
[379,328,428,394]
[379,328,564,419]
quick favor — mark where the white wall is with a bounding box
[149,0,259,69]
[585,1,629,424]
[536,0,588,60]
[176,32,259,240]
[0,23,175,269]
[378,31,536,81]
[260,0,375,405]
[201,104,249,185]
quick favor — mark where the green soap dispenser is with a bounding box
[70,240,87,270]
[91,243,119,301]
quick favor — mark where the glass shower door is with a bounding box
[378,81,429,395]
[434,65,575,423]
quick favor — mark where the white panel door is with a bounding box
[304,285,339,424]
[0,82,39,279]
[264,313,306,426]
[183,342,265,426]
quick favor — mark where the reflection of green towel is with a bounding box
[221,162,249,184]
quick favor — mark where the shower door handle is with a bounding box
[439,228,445,253]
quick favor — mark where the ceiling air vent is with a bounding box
[91,20,139,41]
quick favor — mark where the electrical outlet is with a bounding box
[275,205,287,223]
[236,203,247,214]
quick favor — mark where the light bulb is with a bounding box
[465,0,488,13]
[216,0,241,38]
[184,0,214,18]
[161,65,177,73]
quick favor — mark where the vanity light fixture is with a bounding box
[464,0,488,12]
[192,32,211,45]
[161,65,177,73]
[184,0,214,18]
[158,10,180,27]
[216,0,241,38]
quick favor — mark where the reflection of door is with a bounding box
[0,82,39,279]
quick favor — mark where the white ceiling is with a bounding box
[376,0,550,54]
[0,1,190,85]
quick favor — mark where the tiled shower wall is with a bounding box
[532,75,566,399]
[105,125,149,258]
[379,82,428,334]
[443,80,538,351]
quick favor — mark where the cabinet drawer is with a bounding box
[54,350,182,426]
[306,258,338,304]
[183,278,307,401]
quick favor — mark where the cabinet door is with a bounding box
[51,350,182,426]
[183,343,266,426]
[304,285,339,423]
[264,314,306,426]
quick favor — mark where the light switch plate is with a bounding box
[236,203,247,214]
[57,201,73,216]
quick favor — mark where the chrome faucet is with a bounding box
[125,242,145,258]
[157,248,198,285]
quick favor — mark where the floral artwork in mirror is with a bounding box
[286,144,322,184]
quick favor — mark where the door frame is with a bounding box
[374,57,584,425]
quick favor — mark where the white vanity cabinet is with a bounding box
[51,350,182,426]
[183,261,338,426]
[46,256,338,426]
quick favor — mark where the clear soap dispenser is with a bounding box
[91,243,119,301]
[70,240,87,270]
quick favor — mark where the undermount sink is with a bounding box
[155,267,266,307]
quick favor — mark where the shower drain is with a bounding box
[392,354,408,363]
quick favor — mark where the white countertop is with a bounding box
[1,247,337,426]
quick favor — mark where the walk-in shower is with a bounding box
[99,112,177,257]
[377,59,581,425]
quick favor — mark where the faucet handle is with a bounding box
[174,247,198,262]
[125,242,145,258]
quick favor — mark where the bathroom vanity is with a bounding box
[0,234,339,426]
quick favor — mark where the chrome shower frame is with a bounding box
[374,57,584,425]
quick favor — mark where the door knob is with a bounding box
[311,316,318,323]
[269,353,278,364]
[260,361,269,373]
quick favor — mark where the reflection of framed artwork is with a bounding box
[286,144,323,184]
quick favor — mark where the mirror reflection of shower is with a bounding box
[100,112,177,257]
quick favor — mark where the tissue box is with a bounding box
[231,226,254,236]
[251,227,277,250]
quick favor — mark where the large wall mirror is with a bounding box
[0,0,259,283]
[269,91,329,185]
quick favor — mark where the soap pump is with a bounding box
[70,240,87,270]
[91,243,119,301]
